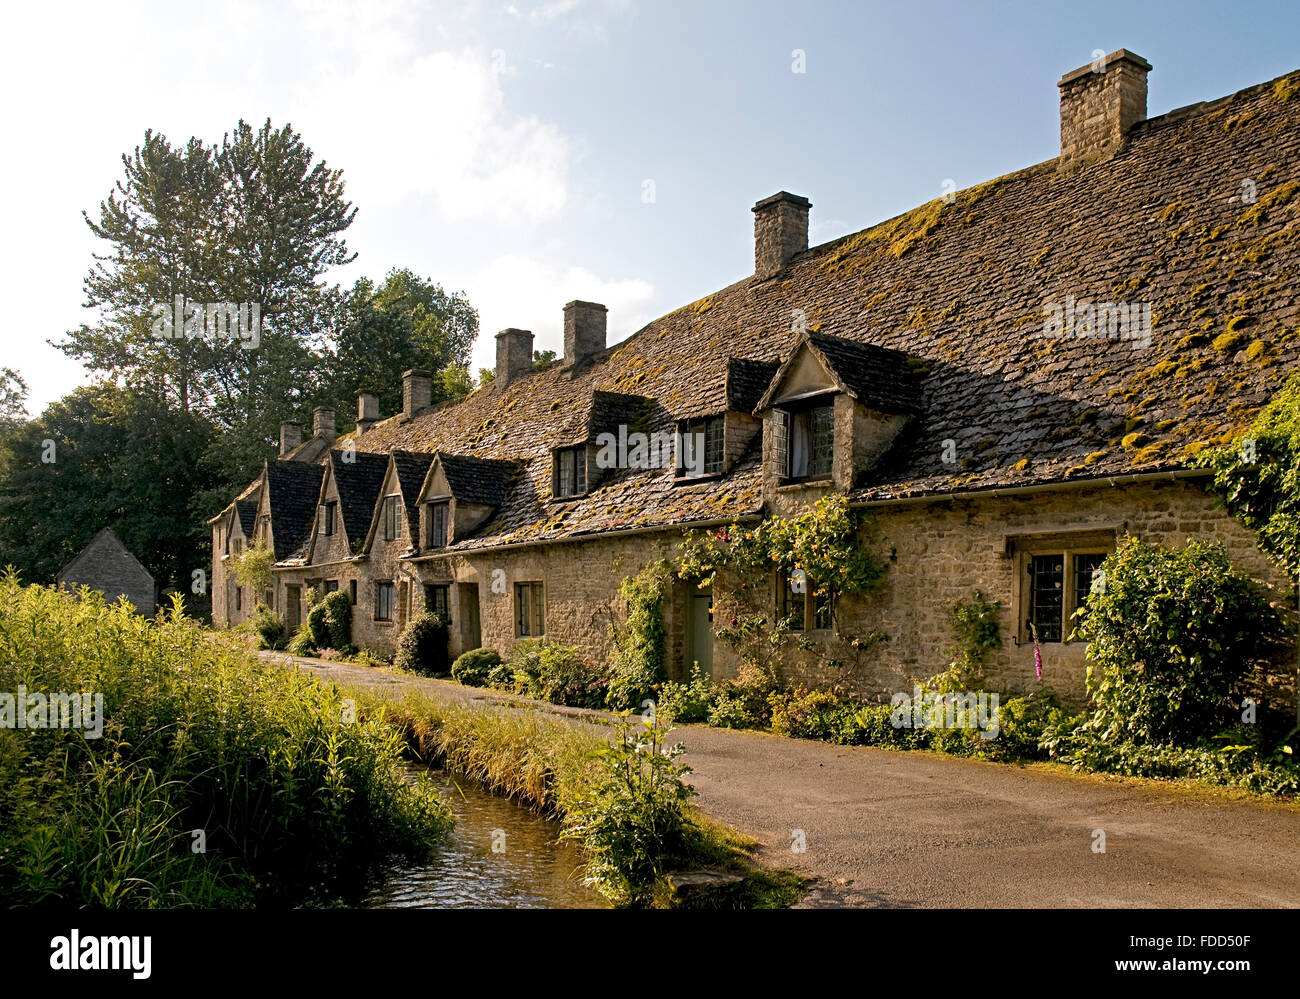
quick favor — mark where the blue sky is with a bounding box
[4,0,1298,414]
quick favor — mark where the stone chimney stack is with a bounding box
[563,301,607,368]
[356,392,379,435]
[279,421,302,457]
[752,192,811,281]
[402,369,432,419]
[495,328,535,387]
[1058,49,1151,173]
[312,406,336,443]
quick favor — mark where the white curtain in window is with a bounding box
[790,412,810,478]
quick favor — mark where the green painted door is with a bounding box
[688,591,714,679]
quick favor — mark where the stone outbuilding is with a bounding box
[58,528,156,615]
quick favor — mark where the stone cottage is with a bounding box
[59,527,156,615]
[210,50,1300,705]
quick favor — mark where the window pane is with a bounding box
[814,588,834,630]
[1072,553,1106,616]
[705,417,724,474]
[532,583,545,636]
[1029,554,1064,643]
[780,571,805,631]
[574,448,586,493]
[516,584,529,636]
[810,405,834,476]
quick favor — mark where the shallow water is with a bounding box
[362,768,609,909]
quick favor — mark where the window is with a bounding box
[234,586,242,612]
[324,579,338,593]
[515,582,545,637]
[426,501,449,548]
[554,446,587,498]
[349,579,357,605]
[223,526,229,555]
[256,515,270,544]
[425,584,450,622]
[232,537,243,554]
[320,501,337,536]
[777,569,834,632]
[775,400,834,481]
[1015,538,1114,644]
[383,495,402,541]
[677,416,725,478]
[375,581,395,622]
[1028,554,1064,643]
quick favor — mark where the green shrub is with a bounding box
[451,647,501,687]
[768,687,849,740]
[705,661,777,730]
[393,612,451,676]
[307,590,352,651]
[286,622,317,657]
[560,711,696,906]
[1073,536,1286,745]
[659,665,713,723]
[0,575,450,907]
[510,641,609,709]
[606,563,668,710]
[249,604,286,651]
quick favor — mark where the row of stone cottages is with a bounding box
[210,50,1300,706]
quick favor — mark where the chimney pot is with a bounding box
[356,392,379,434]
[402,369,432,419]
[312,406,336,443]
[1058,48,1151,172]
[279,421,302,457]
[563,300,607,368]
[752,191,811,280]
[495,328,535,386]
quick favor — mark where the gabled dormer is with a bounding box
[362,451,435,556]
[754,332,922,498]
[674,357,780,483]
[415,453,520,551]
[553,390,655,501]
[307,449,389,564]
[256,459,325,564]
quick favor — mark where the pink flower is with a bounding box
[1033,642,1043,681]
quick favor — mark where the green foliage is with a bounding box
[0,576,450,907]
[705,662,778,730]
[393,612,450,676]
[658,665,713,723]
[248,604,286,651]
[944,590,1002,686]
[560,711,696,906]
[1198,369,1300,576]
[230,543,274,593]
[1073,536,1285,745]
[307,590,351,651]
[286,622,317,656]
[508,640,609,709]
[768,687,846,740]
[606,562,668,710]
[450,647,502,687]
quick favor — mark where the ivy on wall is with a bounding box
[674,493,890,674]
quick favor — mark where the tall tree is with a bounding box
[325,268,478,425]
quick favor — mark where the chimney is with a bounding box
[402,369,432,419]
[563,301,607,367]
[1058,49,1151,173]
[279,421,302,457]
[356,392,379,435]
[312,406,336,442]
[752,191,811,281]
[495,328,534,386]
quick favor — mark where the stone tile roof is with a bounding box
[266,461,324,561]
[234,499,258,538]
[328,450,389,555]
[438,454,521,506]
[727,357,781,415]
[759,332,923,414]
[261,67,1299,556]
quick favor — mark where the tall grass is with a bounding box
[0,574,451,908]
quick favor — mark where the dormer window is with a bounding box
[554,445,587,499]
[382,495,402,541]
[775,398,834,481]
[677,416,724,478]
[426,501,449,548]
